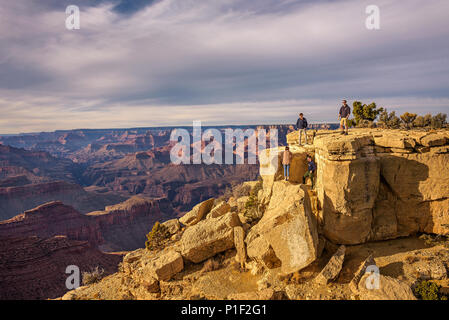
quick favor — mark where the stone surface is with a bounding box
[148,250,184,281]
[180,212,241,263]
[179,198,215,227]
[162,219,181,235]
[227,288,278,300]
[207,201,231,219]
[315,245,346,285]
[236,196,249,212]
[349,254,376,293]
[233,226,247,267]
[246,182,319,274]
[313,129,449,244]
[357,274,417,300]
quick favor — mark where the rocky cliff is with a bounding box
[59,128,448,301]
[0,196,175,299]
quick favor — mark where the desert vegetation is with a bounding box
[82,266,105,285]
[351,100,447,129]
[145,221,170,251]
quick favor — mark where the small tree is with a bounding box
[423,114,432,127]
[431,113,447,129]
[413,116,426,128]
[353,101,384,126]
[379,109,401,129]
[400,112,417,129]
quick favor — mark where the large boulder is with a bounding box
[313,130,449,244]
[179,198,215,226]
[148,250,184,281]
[246,181,319,274]
[180,212,241,263]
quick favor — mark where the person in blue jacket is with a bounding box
[303,155,316,188]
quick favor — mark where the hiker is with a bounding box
[303,155,316,188]
[296,113,308,145]
[339,100,351,135]
[282,146,293,181]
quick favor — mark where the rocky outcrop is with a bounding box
[179,198,215,226]
[246,182,319,274]
[311,129,449,244]
[180,212,241,263]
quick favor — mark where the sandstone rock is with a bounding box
[357,274,417,300]
[313,130,449,244]
[148,250,184,281]
[403,254,448,281]
[161,219,181,235]
[234,226,247,267]
[236,196,249,212]
[420,133,447,147]
[315,245,346,285]
[123,250,143,264]
[179,198,215,226]
[246,182,318,274]
[227,288,278,300]
[349,254,376,293]
[285,284,302,300]
[374,134,416,150]
[142,277,160,293]
[207,201,231,219]
[180,212,241,263]
[246,236,281,269]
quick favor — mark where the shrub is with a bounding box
[82,266,105,285]
[243,178,264,223]
[145,221,170,251]
[413,280,447,300]
[400,112,417,129]
[379,110,401,129]
[413,116,426,128]
[431,113,447,129]
[423,113,432,127]
[353,101,384,126]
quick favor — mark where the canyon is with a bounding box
[58,128,449,301]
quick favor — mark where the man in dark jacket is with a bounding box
[296,113,308,145]
[339,100,351,135]
[303,155,316,188]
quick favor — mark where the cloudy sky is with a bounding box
[0,0,448,134]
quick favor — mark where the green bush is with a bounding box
[431,113,447,129]
[82,266,105,285]
[243,177,264,223]
[400,112,417,129]
[379,110,401,129]
[413,280,447,300]
[145,221,170,251]
[353,101,384,126]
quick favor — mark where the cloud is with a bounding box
[0,0,448,133]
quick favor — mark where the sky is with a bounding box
[0,0,448,134]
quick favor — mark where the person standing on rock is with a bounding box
[303,155,316,188]
[339,100,351,135]
[296,113,308,145]
[283,146,293,181]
